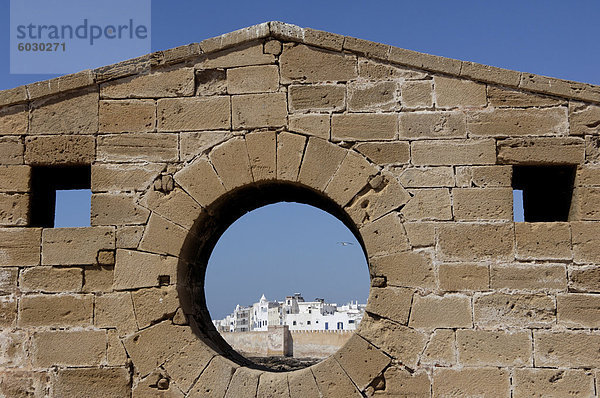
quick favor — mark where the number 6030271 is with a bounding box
[17,42,65,51]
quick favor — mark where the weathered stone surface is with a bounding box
[280,44,357,83]
[513,368,595,398]
[174,157,226,207]
[198,42,274,69]
[438,263,489,291]
[354,141,409,165]
[91,193,150,225]
[409,294,472,329]
[400,188,452,221]
[488,86,564,107]
[421,329,456,366]
[288,114,329,139]
[101,67,195,98]
[457,329,532,366]
[0,193,28,226]
[0,136,23,164]
[232,92,287,129]
[399,111,466,140]
[401,80,433,109]
[434,76,486,108]
[188,356,238,398]
[397,167,454,188]
[30,89,98,134]
[114,249,178,290]
[132,370,184,398]
[0,104,28,135]
[227,65,279,94]
[209,137,253,190]
[569,102,600,136]
[123,321,197,377]
[224,367,262,398]
[246,130,276,181]
[359,212,410,257]
[474,293,555,328]
[256,372,290,398]
[575,165,600,186]
[380,367,431,396]
[534,331,600,368]
[195,68,227,96]
[331,113,397,141]
[92,163,164,193]
[491,263,567,291]
[515,222,571,261]
[95,291,138,335]
[42,227,115,266]
[570,265,600,292]
[326,152,378,206]
[452,187,513,221]
[32,329,106,367]
[180,131,232,161]
[366,286,413,324]
[287,368,320,398]
[53,368,131,398]
[163,341,215,394]
[144,188,202,230]
[289,84,345,112]
[0,371,48,398]
[570,187,600,220]
[298,137,347,191]
[25,135,95,164]
[455,165,512,187]
[468,107,568,137]
[311,357,362,397]
[99,99,155,133]
[433,368,510,397]
[20,266,82,293]
[116,225,145,249]
[19,294,93,327]
[0,165,30,192]
[132,286,179,328]
[334,334,390,390]
[83,265,114,293]
[97,133,178,162]
[0,297,17,327]
[0,228,41,266]
[437,223,513,261]
[497,137,584,165]
[558,293,600,328]
[0,267,18,295]
[571,222,600,263]
[347,81,398,111]
[347,173,410,224]
[370,251,435,288]
[158,97,230,131]
[358,59,427,80]
[412,139,496,166]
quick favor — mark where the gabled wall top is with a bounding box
[1,21,599,108]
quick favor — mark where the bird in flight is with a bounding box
[337,242,354,246]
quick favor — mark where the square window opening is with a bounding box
[31,165,91,228]
[512,165,576,222]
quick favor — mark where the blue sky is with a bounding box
[1,0,596,317]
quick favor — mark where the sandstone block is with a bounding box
[569,102,600,136]
[123,321,197,377]
[83,265,114,293]
[0,297,17,327]
[276,132,306,181]
[197,42,274,69]
[209,137,253,190]
[0,165,30,192]
[0,137,23,164]
[144,188,202,230]
[32,329,106,367]
[381,368,431,396]
[401,80,433,109]
[399,111,466,140]
[246,131,276,181]
[358,59,427,80]
[439,263,489,291]
[256,372,290,398]
[371,251,434,288]
[0,228,41,266]
[280,44,357,83]
[326,152,378,206]
[397,167,454,188]
[53,368,131,398]
[468,107,568,137]
[0,267,18,295]
[331,113,397,141]
[232,93,287,129]
[534,330,600,368]
[311,357,362,398]
[91,193,150,225]
[227,65,279,94]
[455,165,512,187]
[107,329,127,367]
[19,294,93,327]
[298,137,347,191]
[289,84,345,112]
[288,114,329,139]
[188,356,237,398]
[97,133,178,162]
[287,368,320,398]
[334,334,390,390]
[116,225,145,249]
[25,135,95,164]
[263,39,282,55]
[99,99,155,133]
[575,165,600,186]
[359,212,410,257]
[132,371,185,398]
[488,86,564,107]
[515,222,571,260]
[100,67,195,98]
[347,81,398,112]
[26,70,93,100]
[570,265,600,292]
[347,173,410,225]
[433,368,510,398]
[0,193,28,226]
[366,287,413,324]
[491,263,567,291]
[411,139,496,166]
[132,286,179,329]
[513,368,595,398]
[0,371,48,398]
[224,367,262,398]
[20,266,82,293]
[585,135,600,163]
[572,222,600,263]
[570,187,600,220]
[421,329,456,366]
[114,249,178,290]
[195,68,227,96]
[180,131,232,161]
[434,76,486,108]
[474,293,555,328]
[42,227,115,266]
[456,329,532,366]
[409,294,472,329]
[163,341,215,393]
[174,157,226,207]
[158,97,230,132]
[0,85,27,106]
[497,137,584,165]
[95,291,138,335]
[452,187,513,221]
[30,88,98,134]
[92,163,164,193]
[354,141,410,165]
[404,222,435,248]
[388,46,462,76]
[437,223,513,261]
[0,104,28,135]
[400,188,452,221]
[558,293,600,328]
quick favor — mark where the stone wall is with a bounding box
[0,21,600,397]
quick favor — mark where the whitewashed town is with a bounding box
[212,293,366,333]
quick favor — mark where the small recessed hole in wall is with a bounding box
[512,165,576,222]
[30,166,91,228]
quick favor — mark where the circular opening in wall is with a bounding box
[181,182,370,372]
